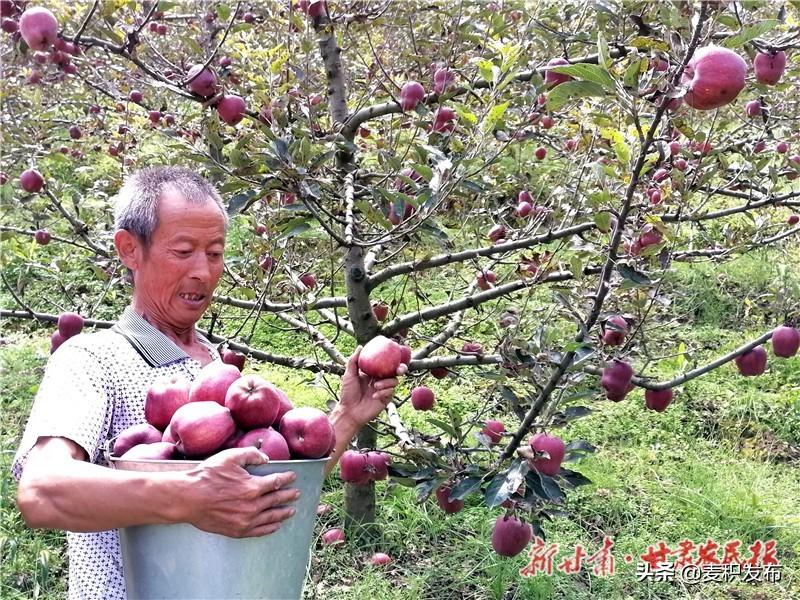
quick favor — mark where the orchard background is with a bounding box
[1,0,800,598]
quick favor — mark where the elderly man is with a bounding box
[13,167,402,600]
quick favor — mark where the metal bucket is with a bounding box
[109,457,329,600]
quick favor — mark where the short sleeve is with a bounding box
[12,338,113,480]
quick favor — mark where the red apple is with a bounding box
[639,224,663,249]
[34,229,50,245]
[372,301,389,322]
[410,386,435,411]
[274,390,294,425]
[433,68,455,95]
[188,361,242,405]
[435,484,464,514]
[644,389,674,412]
[772,326,799,358]
[754,50,786,85]
[487,224,506,243]
[259,255,275,272]
[120,441,177,460]
[539,115,554,129]
[112,423,163,457]
[221,348,246,372]
[299,272,317,290]
[601,359,634,401]
[668,141,681,156]
[648,189,662,205]
[461,341,483,355]
[19,6,58,51]
[68,125,82,139]
[399,345,412,366]
[358,335,402,378]
[49,331,65,354]
[148,110,161,124]
[516,201,532,217]
[1,17,18,33]
[57,311,84,338]
[528,432,565,476]
[279,406,335,459]
[243,11,255,23]
[217,94,247,125]
[186,64,218,97]
[481,419,505,445]
[746,100,762,118]
[224,374,283,429]
[491,515,532,557]
[431,106,456,133]
[321,528,345,546]
[776,141,789,154]
[162,423,177,444]
[430,367,448,379]
[476,269,497,290]
[234,427,290,460]
[534,146,547,160]
[734,346,767,376]
[544,57,571,87]
[19,168,44,192]
[788,214,799,226]
[682,46,746,110]
[145,374,191,430]
[368,552,391,566]
[602,315,628,346]
[674,158,687,171]
[128,90,143,103]
[366,451,390,481]
[399,80,424,111]
[169,401,236,457]
[339,450,371,484]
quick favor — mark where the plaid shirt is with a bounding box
[13,307,218,600]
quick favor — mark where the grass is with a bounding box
[2,249,799,599]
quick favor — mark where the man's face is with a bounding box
[129,188,226,329]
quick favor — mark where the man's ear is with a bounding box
[114,229,140,271]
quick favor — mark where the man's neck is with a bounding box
[130,301,198,347]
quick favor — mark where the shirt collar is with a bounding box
[112,306,217,367]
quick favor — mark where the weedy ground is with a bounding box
[1,251,798,600]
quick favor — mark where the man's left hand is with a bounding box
[335,346,406,431]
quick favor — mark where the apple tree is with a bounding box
[1,0,799,548]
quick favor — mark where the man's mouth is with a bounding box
[179,293,206,302]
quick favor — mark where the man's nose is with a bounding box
[189,252,212,281]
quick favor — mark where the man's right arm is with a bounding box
[17,436,300,538]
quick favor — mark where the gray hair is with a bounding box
[114,166,229,247]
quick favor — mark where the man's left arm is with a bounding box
[323,348,404,477]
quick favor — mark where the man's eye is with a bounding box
[207,252,223,260]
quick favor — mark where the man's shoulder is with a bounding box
[55,325,132,360]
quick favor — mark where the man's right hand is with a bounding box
[180,447,300,539]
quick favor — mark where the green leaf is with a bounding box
[450,476,483,501]
[617,263,652,286]
[476,58,495,83]
[594,212,611,232]
[546,80,607,111]
[622,57,647,89]
[482,101,509,132]
[549,63,615,91]
[227,190,257,216]
[722,20,778,48]
[484,459,529,507]
[427,417,457,438]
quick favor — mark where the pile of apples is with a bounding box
[112,361,335,462]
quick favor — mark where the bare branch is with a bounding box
[274,311,347,365]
